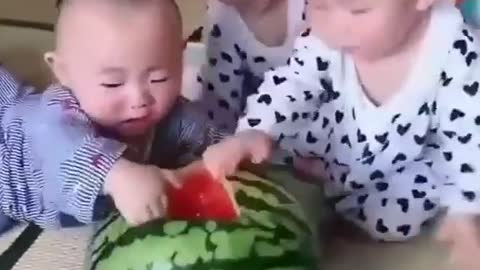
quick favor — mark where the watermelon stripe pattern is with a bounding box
[86,172,319,270]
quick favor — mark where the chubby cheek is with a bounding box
[93,98,125,125]
[73,86,125,127]
[310,12,354,50]
[310,16,325,37]
[66,69,121,125]
[354,20,395,59]
[359,26,387,47]
[150,81,181,122]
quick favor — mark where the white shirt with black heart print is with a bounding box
[236,0,480,241]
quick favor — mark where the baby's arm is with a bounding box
[204,32,335,176]
[0,67,116,227]
[432,49,480,267]
[14,86,127,227]
[196,1,246,131]
[236,31,334,153]
[434,84,480,215]
[2,85,174,228]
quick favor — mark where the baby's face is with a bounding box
[50,1,183,137]
[308,0,433,61]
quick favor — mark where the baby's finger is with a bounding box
[159,195,168,215]
[149,200,166,220]
[134,206,157,225]
[448,254,462,270]
[117,205,141,226]
[250,148,267,164]
[251,152,264,164]
[212,164,228,179]
[436,218,455,242]
[123,214,137,226]
[125,212,145,227]
[161,169,182,189]
[449,252,476,270]
[203,157,223,179]
[448,237,479,270]
[224,162,238,176]
[202,151,217,175]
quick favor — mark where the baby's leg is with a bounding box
[335,163,441,241]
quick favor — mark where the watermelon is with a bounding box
[86,171,319,270]
[167,165,239,221]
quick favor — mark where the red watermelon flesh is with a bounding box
[166,167,240,221]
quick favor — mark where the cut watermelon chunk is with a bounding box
[166,164,240,221]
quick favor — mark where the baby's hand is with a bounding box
[203,130,272,179]
[437,215,480,270]
[105,159,180,226]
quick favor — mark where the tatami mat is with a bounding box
[0,226,27,255]
[13,227,92,270]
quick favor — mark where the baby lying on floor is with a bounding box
[0,0,225,234]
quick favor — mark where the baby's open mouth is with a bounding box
[124,118,141,123]
[122,116,149,123]
[119,117,153,130]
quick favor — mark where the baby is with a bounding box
[204,0,480,263]
[0,0,223,233]
[196,0,307,133]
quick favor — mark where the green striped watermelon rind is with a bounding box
[86,171,319,270]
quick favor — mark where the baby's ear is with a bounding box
[44,51,69,86]
[416,0,436,11]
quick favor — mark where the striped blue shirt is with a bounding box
[0,65,224,230]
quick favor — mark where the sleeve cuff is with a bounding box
[205,125,227,145]
[442,188,480,215]
[60,137,127,223]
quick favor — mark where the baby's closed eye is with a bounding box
[101,82,123,88]
[149,70,170,84]
[349,8,372,15]
[150,77,169,84]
